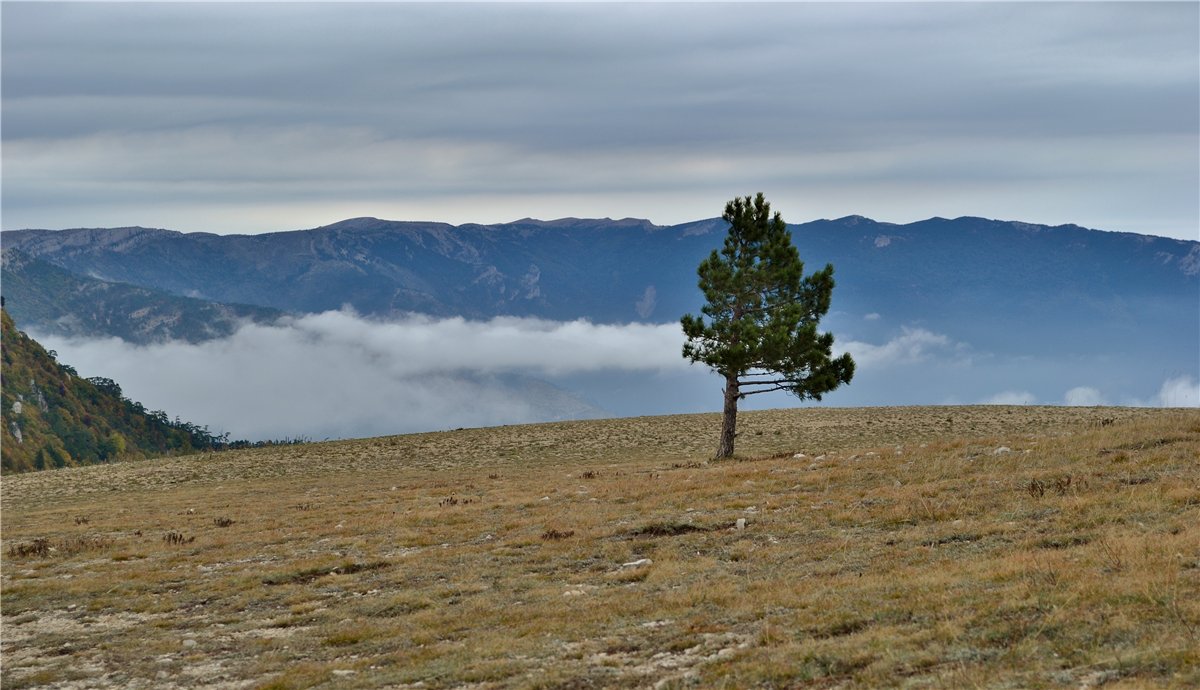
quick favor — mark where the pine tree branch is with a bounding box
[738,384,795,396]
[738,375,807,385]
[738,376,808,388]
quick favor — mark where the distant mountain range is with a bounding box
[2,214,1196,443]
[3,215,1196,361]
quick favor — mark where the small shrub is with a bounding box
[610,567,650,583]
[58,535,113,556]
[1035,534,1091,550]
[365,596,432,617]
[163,531,195,546]
[213,517,235,528]
[757,622,789,646]
[7,535,112,559]
[814,618,871,639]
[580,470,598,479]
[541,529,575,541]
[74,516,90,526]
[1027,479,1046,498]
[630,521,711,537]
[1096,539,1124,572]
[1052,475,1078,496]
[323,629,371,647]
[263,560,388,586]
[8,538,51,558]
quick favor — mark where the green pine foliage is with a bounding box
[1,308,227,473]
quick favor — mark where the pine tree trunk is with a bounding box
[716,373,739,458]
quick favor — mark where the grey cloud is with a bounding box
[7,3,1194,146]
[2,2,1197,235]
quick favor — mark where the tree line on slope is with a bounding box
[1,308,231,473]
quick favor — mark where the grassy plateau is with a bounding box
[2,405,1198,689]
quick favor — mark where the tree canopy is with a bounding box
[681,193,855,458]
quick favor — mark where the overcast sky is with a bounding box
[3,2,1197,240]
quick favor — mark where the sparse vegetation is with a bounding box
[7,538,51,559]
[2,405,1197,688]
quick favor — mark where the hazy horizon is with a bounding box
[6,211,1197,244]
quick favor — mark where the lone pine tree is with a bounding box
[681,193,855,458]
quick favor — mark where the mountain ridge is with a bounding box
[4,213,1194,438]
[1,250,285,344]
[3,215,1195,349]
[6,212,1192,241]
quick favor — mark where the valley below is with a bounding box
[2,405,1198,689]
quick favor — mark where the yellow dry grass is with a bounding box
[2,405,1198,689]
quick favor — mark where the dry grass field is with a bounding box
[2,405,1198,689]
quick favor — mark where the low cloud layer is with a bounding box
[38,312,956,440]
[35,313,1196,442]
[983,376,1199,408]
[36,312,686,441]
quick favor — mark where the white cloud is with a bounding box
[35,311,688,441]
[1063,386,1108,406]
[33,314,977,441]
[1121,375,1200,408]
[839,327,962,368]
[980,390,1038,405]
[34,310,1193,443]
[1153,375,1199,407]
[863,312,881,321]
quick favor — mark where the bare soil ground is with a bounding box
[2,405,1198,689]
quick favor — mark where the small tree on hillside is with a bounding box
[681,193,855,458]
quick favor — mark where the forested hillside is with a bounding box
[1,309,226,473]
